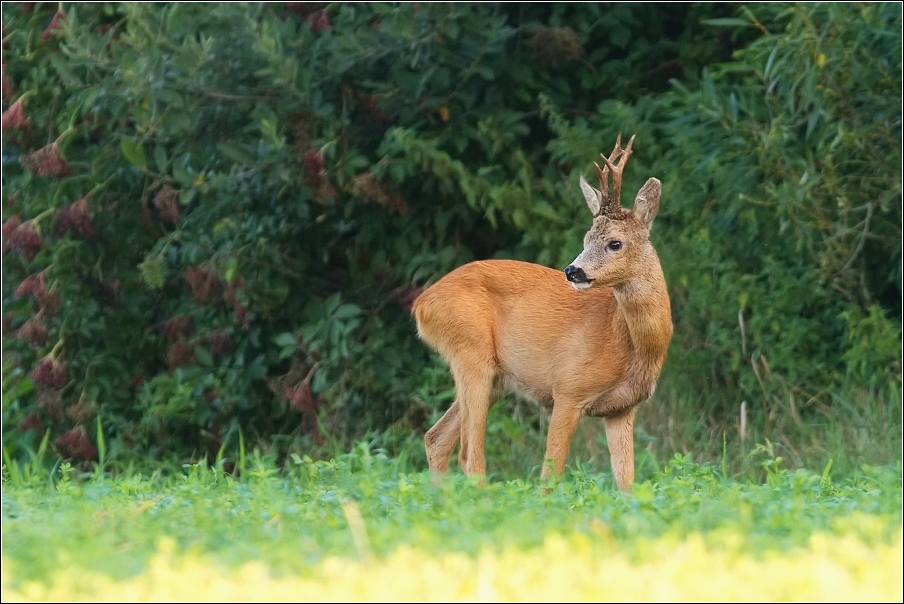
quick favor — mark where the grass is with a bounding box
[2,370,901,600]
[2,444,902,601]
[392,348,903,485]
[416,378,902,486]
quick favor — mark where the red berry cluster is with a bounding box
[184,266,223,304]
[285,381,318,414]
[1,214,21,239]
[3,216,45,259]
[166,342,195,371]
[301,149,337,201]
[204,329,233,355]
[40,10,68,43]
[163,315,192,342]
[20,142,72,179]
[162,318,233,368]
[54,426,98,462]
[30,355,67,389]
[55,196,99,240]
[14,272,59,314]
[14,316,48,346]
[527,27,585,68]
[225,283,249,328]
[163,311,198,372]
[18,411,45,433]
[66,395,94,424]
[302,150,325,187]
[152,185,181,226]
[1,97,31,132]
[14,272,43,297]
[306,10,331,33]
[351,172,410,215]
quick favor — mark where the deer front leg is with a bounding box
[425,400,460,474]
[541,402,583,479]
[604,407,636,491]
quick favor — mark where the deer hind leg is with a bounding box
[604,407,636,491]
[425,401,460,474]
[451,359,495,479]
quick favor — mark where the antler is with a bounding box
[593,133,635,216]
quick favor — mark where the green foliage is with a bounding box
[2,3,900,469]
[2,449,901,590]
[658,3,903,400]
[541,3,902,406]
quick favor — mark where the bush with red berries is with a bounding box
[2,3,900,470]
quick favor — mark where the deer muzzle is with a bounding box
[564,265,592,290]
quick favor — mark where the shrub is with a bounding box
[2,3,899,469]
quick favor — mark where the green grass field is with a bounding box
[2,445,901,601]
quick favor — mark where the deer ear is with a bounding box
[633,178,661,229]
[580,176,602,216]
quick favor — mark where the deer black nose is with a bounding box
[564,265,587,283]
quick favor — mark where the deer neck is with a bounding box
[611,249,672,367]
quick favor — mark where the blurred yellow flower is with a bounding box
[3,530,901,602]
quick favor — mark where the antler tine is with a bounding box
[611,133,623,160]
[598,133,636,208]
[593,161,610,212]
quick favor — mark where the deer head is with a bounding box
[564,135,662,290]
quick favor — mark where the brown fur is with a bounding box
[413,138,672,491]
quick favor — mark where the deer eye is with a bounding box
[607,241,622,251]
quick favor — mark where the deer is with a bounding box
[412,135,672,491]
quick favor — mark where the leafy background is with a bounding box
[2,2,901,477]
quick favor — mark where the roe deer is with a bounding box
[412,135,672,491]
